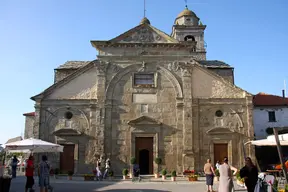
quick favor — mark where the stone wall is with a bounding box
[208,68,234,84]
[24,116,35,139]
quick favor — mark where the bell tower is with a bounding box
[171,6,206,54]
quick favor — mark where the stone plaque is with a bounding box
[132,94,157,103]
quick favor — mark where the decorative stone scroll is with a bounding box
[108,63,121,73]
[95,61,108,74]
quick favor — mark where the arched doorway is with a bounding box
[139,149,150,174]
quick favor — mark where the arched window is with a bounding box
[184,35,195,41]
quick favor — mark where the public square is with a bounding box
[9,176,247,192]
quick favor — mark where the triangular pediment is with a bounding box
[128,116,162,126]
[52,128,82,136]
[206,128,235,135]
[110,24,179,44]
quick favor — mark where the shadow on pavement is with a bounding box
[9,176,123,192]
[97,190,171,192]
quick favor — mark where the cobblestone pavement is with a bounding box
[10,176,247,192]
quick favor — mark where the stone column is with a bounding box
[180,66,194,169]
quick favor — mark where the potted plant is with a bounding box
[54,168,60,179]
[171,170,177,181]
[122,168,129,180]
[235,171,245,186]
[83,174,95,181]
[154,157,162,178]
[108,170,114,180]
[183,168,192,176]
[67,170,74,180]
[0,175,12,192]
[130,157,136,178]
[161,169,167,180]
[214,169,220,182]
[188,170,198,181]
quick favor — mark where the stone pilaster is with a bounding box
[95,61,107,157]
[181,67,194,170]
[176,98,184,173]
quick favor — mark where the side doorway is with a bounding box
[60,144,75,173]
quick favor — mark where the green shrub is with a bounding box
[215,169,220,176]
[54,168,60,175]
[171,170,176,177]
[108,170,114,177]
[154,157,162,165]
[68,170,74,176]
[122,169,128,176]
[161,169,167,176]
[130,157,136,165]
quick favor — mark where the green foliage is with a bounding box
[154,157,162,165]
[215,169,220,176]
[67,171,74,176]
[54,168,60,175]
[108,170,114,177]
[122,169,128,176]
[199,21,203,25]
[130,157,136,165]
[161,169,167,176]
[6,152,23,159]
[171,170,176,177]
[0,151,5,162]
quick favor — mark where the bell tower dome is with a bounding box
[171,6,206,53]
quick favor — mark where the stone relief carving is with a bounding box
[122,27,165,43]
[168,61,192,76]
[213,110,244,131]
[45,107,90,135]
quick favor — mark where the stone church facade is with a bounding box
[24,7,255,175]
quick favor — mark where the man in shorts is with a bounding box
[25,155,34,192]
[38,155,50,192]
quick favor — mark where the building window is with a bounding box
[140,104,148,113]
[64,111,73,119]
[268,111,276,122]
[133,73,155,88]
[215,110,223,117]
[184,35,195,41]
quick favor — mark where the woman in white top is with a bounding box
[218,157,237,192]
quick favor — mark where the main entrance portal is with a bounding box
[135,137,153,174]
[214,143,228,164]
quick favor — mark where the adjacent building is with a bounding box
[253,92,288,139]
[24,7,255,175]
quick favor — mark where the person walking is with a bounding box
[240,157,258,192]
[215,160,220,170]
[25,155,34,192]
[11,155,19,178]
[218,157,237,192]
[38,155,50,192]
[103,158,111,179]
[204,159,216,192]
[95,159,102,181]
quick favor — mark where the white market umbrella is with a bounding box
[246,133,288,146]
[2,138,63,153]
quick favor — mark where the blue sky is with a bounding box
[0,0,287,144]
